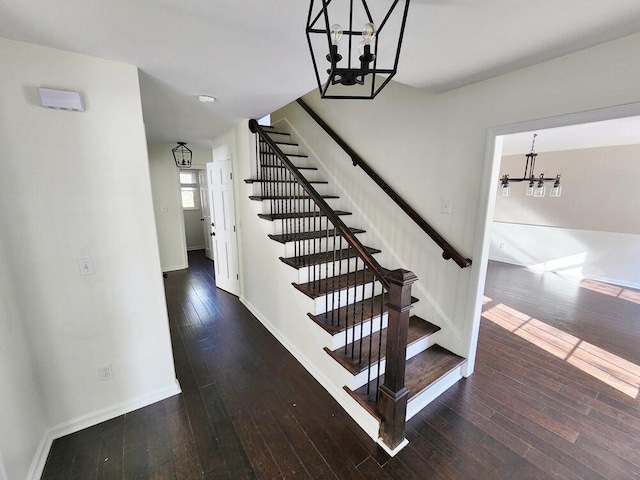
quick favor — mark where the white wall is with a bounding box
[184,209,205,250]
[148,144,212,270]
[490,223,640,289]
[496,144,640,233]
[272,32,640,367]
[0,239,48,480]
[0,38,179,478]
[491,144,640,287]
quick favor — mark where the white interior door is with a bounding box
[207,158,240,295]
[199,170,214,260]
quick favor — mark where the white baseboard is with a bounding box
[405,364,463,421]
[28,381,181,480]
[378,437,409,457]
[0,452,8,480]
[187,246,205,252]
[162,264,187,273]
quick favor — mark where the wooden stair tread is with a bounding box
[293,267,379,298]
[258,210,352,221]
[347,345,465,417]
[249,194,339,201]
[308,294,418,335]
[280,246,381,269]
[268,227,365,244]
[324,316,441,375]
[244,179,328,184]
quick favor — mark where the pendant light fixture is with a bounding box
[499,134,562,198]
[172,142,192,168]
[306,0,411,99]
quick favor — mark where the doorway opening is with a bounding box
[465,101,640,383]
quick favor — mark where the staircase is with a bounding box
[246,120,466,453]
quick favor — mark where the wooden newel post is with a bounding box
[378,268,418,450]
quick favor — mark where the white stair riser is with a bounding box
[348,336,439,390]
[260,143,300,156]
[270,216,345,235]
[328,313,388,351]
[311,282,384,315]
[259,198,339,215]
[266,132,291,142]
[296,256,374,284]
[405,365,464,421]
[282,234,359,258]
[251,182,330,197]
[353,359,387,390]
[255,169,322,185]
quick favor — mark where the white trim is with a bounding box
[377,437,408,457]
[187,245,206,251]
[162,263,187,273]
[28,381,181,480]
[492,221,640,239]
[0,451,8,480]
[406,364,464,420]
[463,100,640,378]
[588,274,640,291]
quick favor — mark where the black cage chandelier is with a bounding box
[500,134,562,198]
[172,142,192,169]
[306,0,411,99]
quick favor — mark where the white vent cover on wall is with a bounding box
[38,88,85,112]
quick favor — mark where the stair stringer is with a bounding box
[238,194,383,444]
[272,118,465,358]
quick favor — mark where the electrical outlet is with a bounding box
[78,257,95,276]
[98,364,113,381]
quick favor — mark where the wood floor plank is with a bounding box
[41,254,640,480]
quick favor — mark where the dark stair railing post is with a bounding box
[378,268,417,450]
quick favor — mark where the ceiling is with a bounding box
[2,0,640,147]
[502,117,640,156]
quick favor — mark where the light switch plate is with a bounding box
[441,197,452,214]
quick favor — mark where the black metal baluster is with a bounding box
[375,287,385,401]
[367,274,376,391]
[350,256,358,359]
[337,234,343,328]
[343,235,349,352]
[358,265,366,366]
[325,218,330,322]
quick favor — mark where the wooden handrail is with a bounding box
[296,98,472,269]
[249,119,391,289]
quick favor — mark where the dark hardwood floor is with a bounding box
[42,254,640,479]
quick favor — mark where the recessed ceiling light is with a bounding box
[197,95,216,103]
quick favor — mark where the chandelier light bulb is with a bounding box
[550,175,562,197]
[362,23,376,43]
[330,24,343,46]
[534,176,546,197]
[499,176,510,197]
[526,180,535,196]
